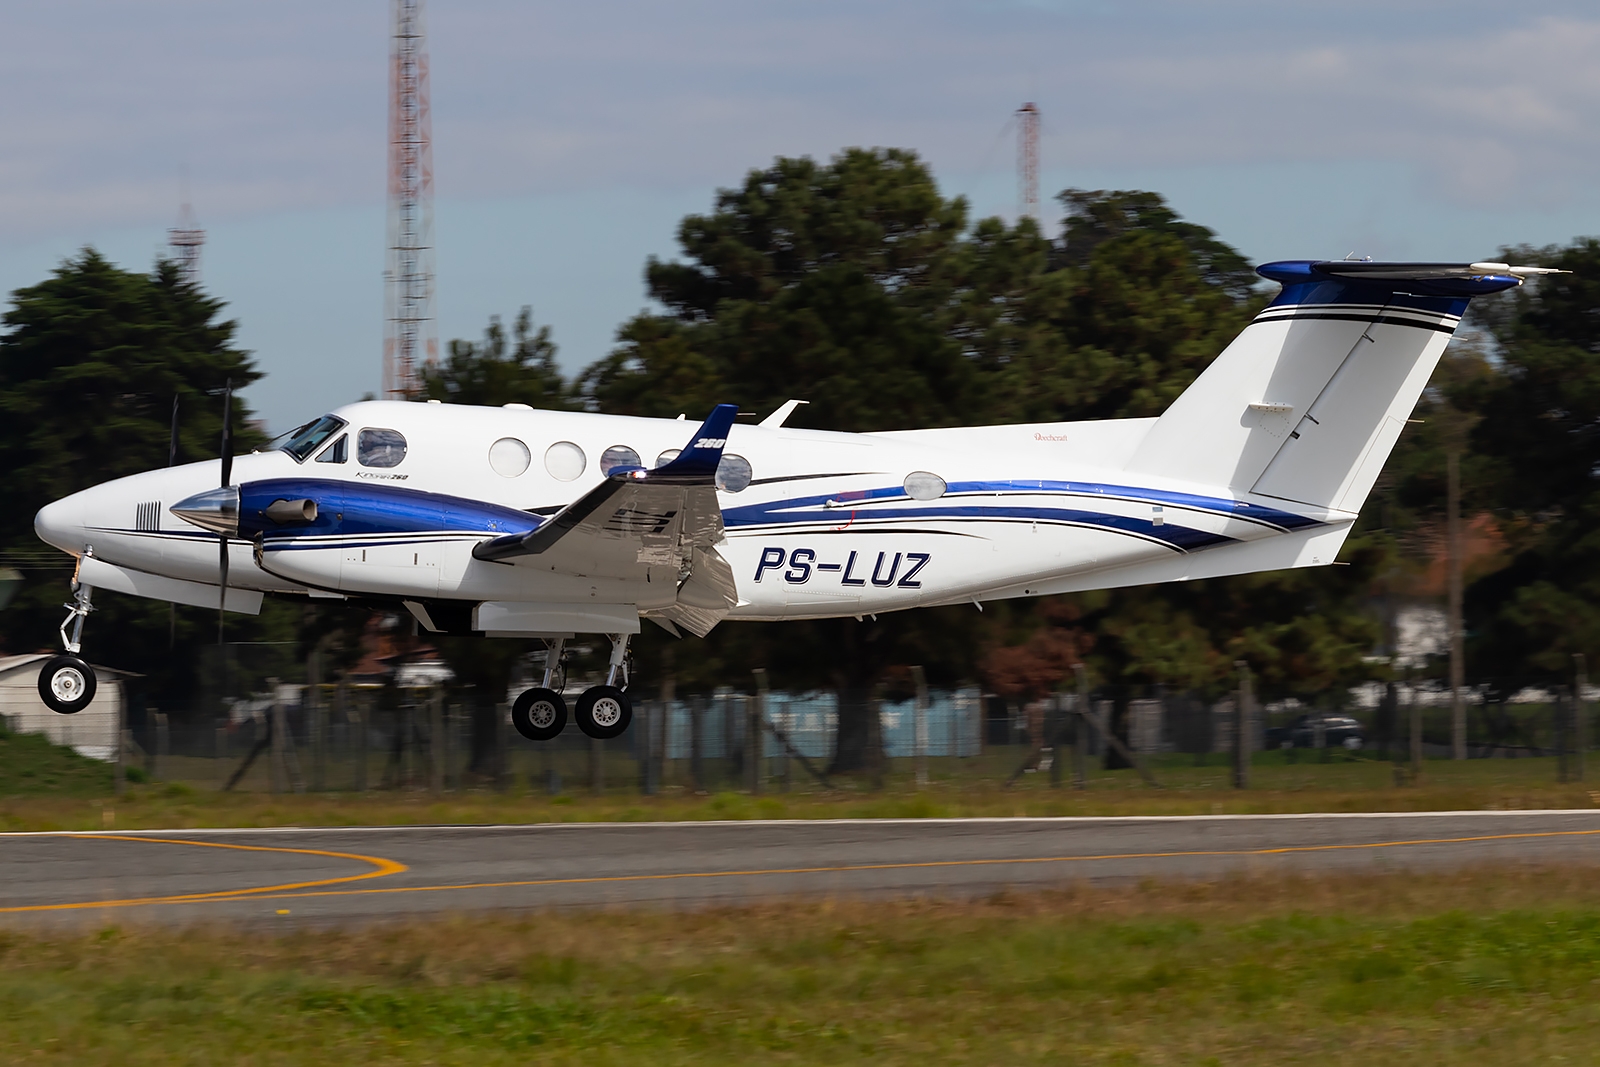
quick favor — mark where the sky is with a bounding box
[3,1,1600,432]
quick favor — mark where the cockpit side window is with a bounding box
[358,428,408,468]
[281,415,348,463]
[315,434,348,464]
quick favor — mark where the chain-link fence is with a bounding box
[98,665,1600,796]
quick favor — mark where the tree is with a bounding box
[1458,240,1600,680]
[421,306,573,409]
[0,249,268,702]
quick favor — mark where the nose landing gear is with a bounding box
[39,579,96,715]
[508,633,634,742]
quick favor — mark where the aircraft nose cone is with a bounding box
[171,486,240,536]
[34,494,86,553]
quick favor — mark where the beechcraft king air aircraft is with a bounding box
[30,259,1562,739]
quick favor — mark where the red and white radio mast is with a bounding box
[1016,101,1040,227]
[383,0,437,400]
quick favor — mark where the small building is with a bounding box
[0,653,133,762]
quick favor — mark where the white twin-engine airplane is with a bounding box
[31,259,1559,740]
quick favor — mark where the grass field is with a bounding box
[5,722,1600,831]
[7,866,1600,1064]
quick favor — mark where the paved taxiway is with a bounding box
[5,811,1600,926]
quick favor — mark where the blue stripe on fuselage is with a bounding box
[238,478,540,540]
[721,480,1319,546]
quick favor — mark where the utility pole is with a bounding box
[1447,449,1467,759]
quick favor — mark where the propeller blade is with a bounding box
[219,378,233,488]
[168,394,180,467]
[218,535,229,645]
[218,378,233,645]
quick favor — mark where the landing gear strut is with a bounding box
[39,579,97,715]
[509,633,634,742]
[575,633,632,740]
[511,638,568,742]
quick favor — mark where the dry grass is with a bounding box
[8,866,1600,1064]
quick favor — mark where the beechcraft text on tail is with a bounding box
[30,259,1565,738]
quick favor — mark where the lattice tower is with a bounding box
[384,0,437,400]
[1016,101,1040,227]
[167,200,205,286]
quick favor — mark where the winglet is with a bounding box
[649,403,739,484]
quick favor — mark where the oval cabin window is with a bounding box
[544,441,586,482]
[716,454,753,493]
[655,449,681,467]
[903,471,946,500]
[600,445,643,475]
[357,428,407,468]
[488,437,531,478]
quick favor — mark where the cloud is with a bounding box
[1,1,1598,242]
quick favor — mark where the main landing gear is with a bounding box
[511,633,633,742]
[39,580,97,715]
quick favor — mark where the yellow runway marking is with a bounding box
[9,826,1595,914]
[0,834,407,914]
[242,826,1600,904]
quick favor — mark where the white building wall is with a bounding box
[0,654,122,761]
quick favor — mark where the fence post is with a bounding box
[308,645,324,792]
[215,720,227,791]
[690,695,705,793]
[640,699,657,796]
[494,701,509,792]
[658,669,675,793]
[429,688,444,794]
[911,665,929,789]
[745,692,762,795]
[268,680,286,794]
[1234,662,1252,790]
[1073,664,1089,791]
[1577,653,1589,784]
[1409,685,1423,782]
[1049,692,1062,788]
[152,711,169,782]
[114,686,127,796]
[353,689,368,793]
[754,670,787,792]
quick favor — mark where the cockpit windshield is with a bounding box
[281,415,348,463]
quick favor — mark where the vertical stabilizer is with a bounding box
[1124,261,1530,513]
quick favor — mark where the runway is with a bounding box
[5,811,1600,927]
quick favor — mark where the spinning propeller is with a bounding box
[167,384,246,644]
[217,379,232,644]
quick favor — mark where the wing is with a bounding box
[473,404,740,637]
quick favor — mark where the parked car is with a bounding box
[1265,713,1365,750]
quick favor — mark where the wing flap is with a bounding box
[471,404,743,636]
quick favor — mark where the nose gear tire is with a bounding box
[575,685,631,740]
[38,654,96,715]
[512,687,567,741]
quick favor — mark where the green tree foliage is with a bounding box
[421,307,573,409]
[0,249,276,698]
[1459,240,1600,679]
